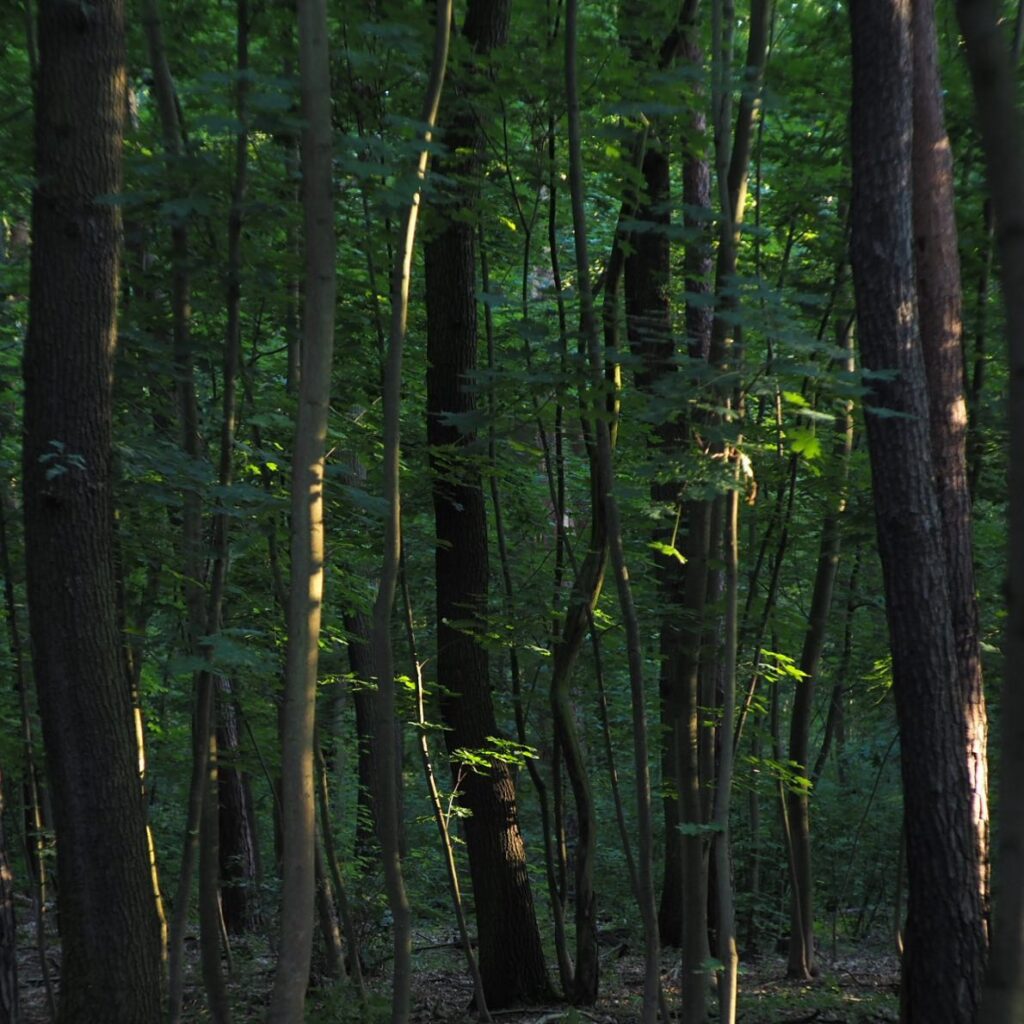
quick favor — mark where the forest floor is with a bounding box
[13,916,899,1023]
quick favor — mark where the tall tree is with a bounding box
[267,0,336,1015]
[848,0,988,1019]
[784,372,853,980]
[424,0,551,1007]
[565,0,662,1015]
[910,0,988,920]
[955,0,1024,1018]
[22,2,163,1019]
[373,0,453,1019]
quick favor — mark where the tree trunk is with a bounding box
[218,678,261,934]
[565,0,662,1015]
[22,3,163,1019]
[372,4,452,1020]
[954,0,1024,1018]
[0,770,18,1024]
[848,2,988,1018]
[910,0,988,920]
[660,15,714,947]
[343,610,378,857]
[424,0,550,1007]
[785,331,854,980]
[267,0,336,1015]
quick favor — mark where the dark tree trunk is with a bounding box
[22,3,163,1020]
[217,677,262,934]
[0,770,18,1024]
[910,0,988,918]
[424,0,550,1008]
[954,0,1024,1016]
[344,610,379,856]
[848,2,988,1019]
[425,219,550,1011]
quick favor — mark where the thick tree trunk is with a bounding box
[22,4,163,1020]
[910,0,988,919]
[267,0,336,1016]
[424,0,550,1007]
[848,2,988,1019]
[954,0,1024,1018]
[426,222,551,1008]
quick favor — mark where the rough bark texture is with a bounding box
[910,0,988,919]
[22,4,163,1020]
[848,2,988,1019]
[424,0,550,1007]
[954,0,1024,1018]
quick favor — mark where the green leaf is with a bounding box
[648,540,686,564]
[789,426,822,460]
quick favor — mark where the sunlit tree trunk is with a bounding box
[911,0,988,922]
[267,0,335,1015]
[955,0,1024,1018]
[849,1,988,1017]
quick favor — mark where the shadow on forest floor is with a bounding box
[12,917,899,1023]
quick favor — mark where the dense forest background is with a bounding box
[0,0,1023,1021]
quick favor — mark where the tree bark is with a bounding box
[267,0,336,1015]
[848,2,988,1018]
[23,3,163,1019]
[954,0,1024,1018]
[910,0,988,923]
[424,0,550,1007]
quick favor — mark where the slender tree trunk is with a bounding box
[218,678,261,934]
[372,5,452,1021]
[23,4,163,1019]
[661,13,715,948]
[785,332,854,980]
[714,490,740,1024]
[142,3,215,1014]
[267,0,335,1015]
[0,770,18,1024]
[398,562,489,1020]
[565,0,661,1016]
[955,0,1024,1018]
[848,3,988,1018]
[314,737,366,998]
[343,611,378,856]
[0,483,53,1020]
